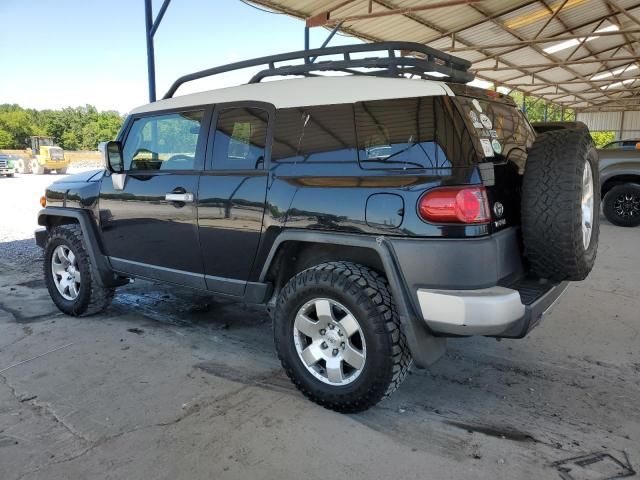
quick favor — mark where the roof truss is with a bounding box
[248,0,640,111]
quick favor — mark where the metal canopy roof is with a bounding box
[247,0,640,111]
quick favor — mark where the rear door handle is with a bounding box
[165,192,194,203]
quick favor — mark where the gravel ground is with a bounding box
[0,167,99,264]
[0,173,638,480]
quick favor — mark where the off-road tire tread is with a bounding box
[44,224,114,316]
[521,128,599,280]
[275,261,412,413]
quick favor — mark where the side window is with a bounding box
[454,96,535,166]
[271,104,357,163]
[355,97,453,170]
[212,108,268,170]
[123,110,203,171]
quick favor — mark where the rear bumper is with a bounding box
[386,227,570,338]
[417,281,569,337]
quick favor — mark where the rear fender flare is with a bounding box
[259,230,446,368]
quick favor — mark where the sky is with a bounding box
[0,0,363,113]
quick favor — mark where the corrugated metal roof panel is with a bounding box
[247,0,640,110]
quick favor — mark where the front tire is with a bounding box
[31,159,45,174]
[274,262,412,413]
[44,225,115,316]
[603,183,640,227]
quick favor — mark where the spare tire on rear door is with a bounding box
[521,127,599,281]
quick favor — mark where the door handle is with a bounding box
[165,192,194,203]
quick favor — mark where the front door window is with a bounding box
[123,110,204,171]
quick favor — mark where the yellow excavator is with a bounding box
[14,136,69,174]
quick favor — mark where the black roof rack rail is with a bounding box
[162,41,474,100]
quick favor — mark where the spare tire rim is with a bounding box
[293,298,366,386]
[581,161,594,249]
[614,192,640,219]
[51,245,81,300]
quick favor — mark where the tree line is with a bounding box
[0,98,613,151]
[0,104,123,151]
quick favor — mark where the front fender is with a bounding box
[37,207,126,287]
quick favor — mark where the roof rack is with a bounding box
[162,41,474,100]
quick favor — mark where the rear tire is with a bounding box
[57,167,68,174]
[521,128,600,280]
[44,225,115,316]
[274,261,412,413]
[603,183,640,227]
[15,158,30,174]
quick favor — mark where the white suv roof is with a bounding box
[131,76,454,114]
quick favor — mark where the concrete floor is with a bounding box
[0,173,638,480]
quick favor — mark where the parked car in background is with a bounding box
[0,153,17,177]
[601,139,640,150]
[599,140,640,227]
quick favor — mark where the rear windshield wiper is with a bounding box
[362,141,428,169]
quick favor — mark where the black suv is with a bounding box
[36,43,600,412]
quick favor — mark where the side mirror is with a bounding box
[105,141,124,173]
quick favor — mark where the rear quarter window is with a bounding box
[271,104,357,164]
[355,96,477,170]
[454,96,535,170]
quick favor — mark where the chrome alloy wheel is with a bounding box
[51,245,81,300]
[581,161,595,249]
[614,192,640,220]
[293,298,366,386]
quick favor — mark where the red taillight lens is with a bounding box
[418,186,490,224]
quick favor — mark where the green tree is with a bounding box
[0,104,123,150]
[0,128,13,148]
[62,130,80,150]
[0,106,34,147]
[590,131,616,148]
[508,91,575,122]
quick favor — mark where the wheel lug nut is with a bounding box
[340,342,345,348]
[329,324,335,330]
[319,329,326,335]
[321,342,328,349]
[332,349,339,356]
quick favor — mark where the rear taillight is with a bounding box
[418,186,490,224]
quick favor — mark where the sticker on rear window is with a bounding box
[472,99,483,113]
[469,111,483,129]
[491,139,502,154]
[480,138,494,157]
[479,113,492,130]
